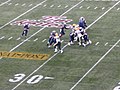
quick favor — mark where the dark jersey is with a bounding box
[24,24,29,30]
[79,20,87,29]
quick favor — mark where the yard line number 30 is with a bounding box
[9,73,43,84]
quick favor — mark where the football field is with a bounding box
[0,0,120,90]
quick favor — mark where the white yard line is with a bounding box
[9,27,46,52]
[0,0,47,30]
[70,1,120,90]
[10,1,84,90]
[85,1,120,30]
[0,0,11,6]
[60,0,84,16]
[70,39,120,90]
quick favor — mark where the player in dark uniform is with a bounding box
[83,32,92,45]
[59,24,68,37]
[47,31,56,48]
[78,17,87,29]
[68,31,75,45]
[21,23,30,36]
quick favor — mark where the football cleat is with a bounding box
[54,48,58,52]
[60,50,63,53]
[68,42,71,46]
[89,40,92,44]
[70,41,74,44]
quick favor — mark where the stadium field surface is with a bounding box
[0,0,120,90]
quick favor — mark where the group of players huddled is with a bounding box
[47,17,92,53]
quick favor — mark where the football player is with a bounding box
[68,24,76,45]
[21,23,30,36]
[83,32,92,45]
[47,30,56,48]
[53,33,63,53]
[59,24,68,37]
[78,17,87,29]
[75,27,86,47]
[68,31,75,45]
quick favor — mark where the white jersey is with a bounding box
[55,36,61,43]
[75,30,83,38]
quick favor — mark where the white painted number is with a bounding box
[9,74,44,84]
[9,74,26,83]
[27,75,43,84]
[113,86,120,90]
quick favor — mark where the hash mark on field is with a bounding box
[10,0,84,89]
[117,8,120,10]
[116,45,119,47]
[94,7,98,9]
[50,4,54,8]
[8,37,13,40]
[42,39,46,42]
[58,5,61,7]
[95,42,99,45]
[79,6,83,9]
[44,77,54,80]
[16,37,21,40]
[29,4,33,7]
[87,6,90,9]
[102,7,105,10]
[15,3,19,6]
[0,36,5,40]
[21,39,30,42]
[8,3,12,5]
[43,4,47,7]
[65,5,68,8]
[34,38,38,42]
[105,42,108,46]
[22,3,26,6]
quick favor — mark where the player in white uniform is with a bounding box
[75,27,86,47]
[53,33,63,53]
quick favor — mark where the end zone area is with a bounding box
[0,0,120,90]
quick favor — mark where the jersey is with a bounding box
[78,18,87,29]
[24,24,30,31]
